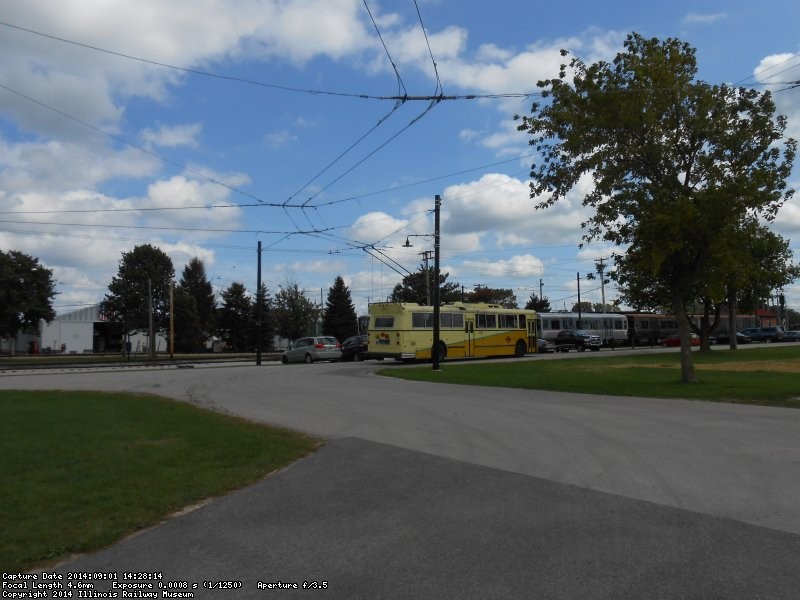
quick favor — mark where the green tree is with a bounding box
[172,288,204,352]
[465,285,517,308]
[570,301,594,313]
[101,244,175,336]
[274,282,320,341]
[525,293,551,312]
[681,220,798,350]
[390,265,461,305]
[217,282,253,352]
[0,250,57,339]
[516,33,796,382]
[322,276,358,342]
[253,282,275,352]
[178,258,216,344]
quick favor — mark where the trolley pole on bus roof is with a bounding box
[432,194,441,371]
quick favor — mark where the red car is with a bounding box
[661,333,700,347]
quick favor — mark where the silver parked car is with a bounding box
[281,336,342,364]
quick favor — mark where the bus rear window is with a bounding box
[373,317,395,328]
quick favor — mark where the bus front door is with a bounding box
[527,317,537,353]
[465,318,475,357]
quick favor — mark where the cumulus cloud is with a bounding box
[439,172,590,247]
[140,123,203,149]
[682,12,728,25]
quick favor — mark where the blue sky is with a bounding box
[1,0,799,317]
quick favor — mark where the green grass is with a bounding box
[0,390,319,572]
[379,345,800,407]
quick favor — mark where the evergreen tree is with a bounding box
[322,276,358,342]
[525,293,551,312]
[178,258,216,342]
[253,282,275,352]
[172,288,203,352]
[217,282,253,352]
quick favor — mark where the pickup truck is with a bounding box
[552,329,602,352]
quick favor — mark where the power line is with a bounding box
[0,19,532,102]
[0,83,297,208]
[2,152,538,216]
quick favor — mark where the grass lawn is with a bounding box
[0,390,319,573]
[379,345,800,408]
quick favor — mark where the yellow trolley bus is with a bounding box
[367,302,538,361]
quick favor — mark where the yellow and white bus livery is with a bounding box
[367,302,538,361]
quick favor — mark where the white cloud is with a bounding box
[439,172,590,247]
[682,12,728,26]
[461,254,544,278]
[0,0,375,140]
[0,139,160,192]
[140,123,202,149]
[264,130,299,148]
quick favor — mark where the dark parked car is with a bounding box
[738,326,786,342]
[783,330,800,342]
[553,329,601,352]
[715,331,751,344]
[340,335,369,361]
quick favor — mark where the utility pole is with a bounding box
[539,278,543,300]
[576,272,582,329]
[148,278,155,361]
[595,258,606,310]
[169,280,174,360]
[420,250,433,305]
[432,195,441,371]
[256,241,262,366]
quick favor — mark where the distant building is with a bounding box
[0,304,166,355]
[38,304,166,354]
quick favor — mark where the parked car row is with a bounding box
[664,327,800,347]
[281,334,372,364]
[717,327,800,344]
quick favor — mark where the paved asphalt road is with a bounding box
[2,354,800,598]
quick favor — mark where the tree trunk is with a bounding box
[727,286,738,351]
[672,296,697,383]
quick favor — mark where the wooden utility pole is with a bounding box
[432,195,441,371]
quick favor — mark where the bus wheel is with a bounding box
[436,342,447,361]
[514,340,527,358]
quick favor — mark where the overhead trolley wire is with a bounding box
[0,19,531,102]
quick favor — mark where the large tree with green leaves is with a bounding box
[0,250,57,339]
[465,285,517,308]
[516,33,796,382]
[390,265,462,305]
[101,244,175,335]
[322,276,358,342]
[274,282,320,341]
